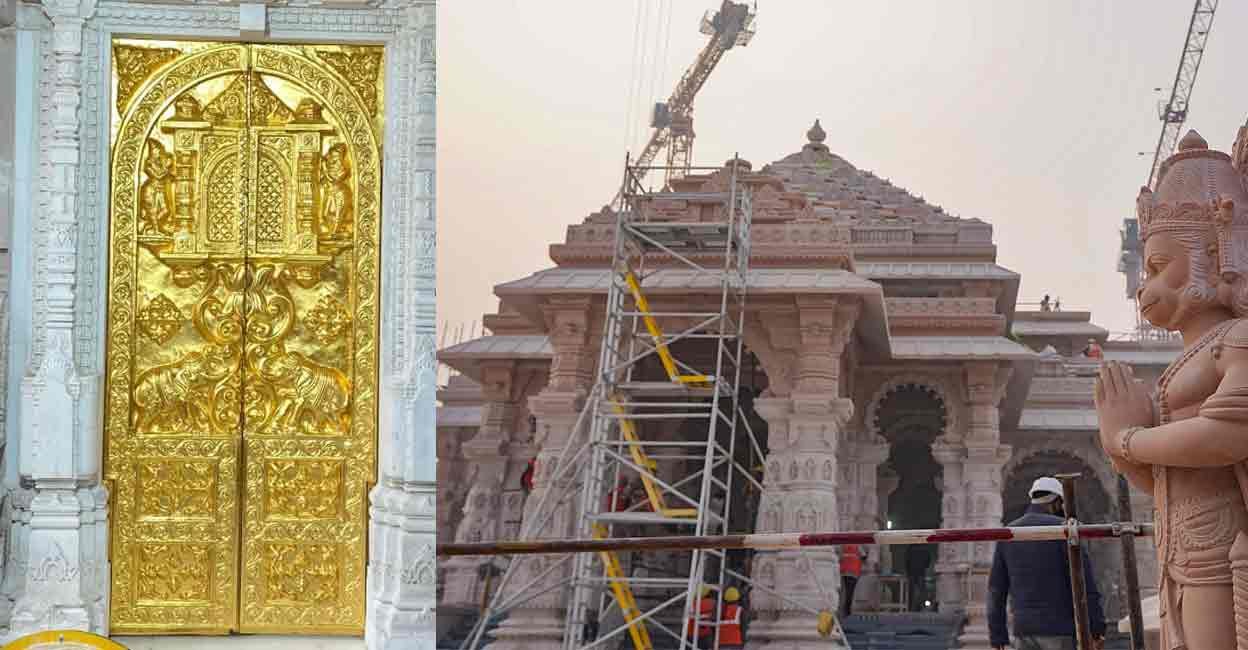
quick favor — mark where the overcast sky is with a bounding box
[436,0,1248,347]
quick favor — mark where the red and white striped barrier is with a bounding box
[437,522,1154,557]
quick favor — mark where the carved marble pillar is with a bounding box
[365,4,437,648]
[0,2,44,631]
[491,297,596,650]
[957,362,1013,650]
[747,297,858,650]
[5,0,110,637]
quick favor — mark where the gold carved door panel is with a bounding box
[106,40,383,635]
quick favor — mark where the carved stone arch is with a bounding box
[1003,438,1116,502]
[864,373,960,440]
[1000,442,1124,619]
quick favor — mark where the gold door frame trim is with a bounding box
[105,41,382,635]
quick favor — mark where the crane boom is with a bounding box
[1146,0,1218,189]
[630,1,755,190]
[1119,0,1218,338]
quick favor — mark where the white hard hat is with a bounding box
[1029,476,1063,502]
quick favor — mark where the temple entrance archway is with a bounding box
[873,383,947,611]
[1002,450,1120,620]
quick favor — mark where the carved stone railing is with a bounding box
[884,297,997,316]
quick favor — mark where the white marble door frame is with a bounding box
[1,2,437,648]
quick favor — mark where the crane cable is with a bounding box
[658,0,674,98]
[624,0,646,157]
[647,0,668,131]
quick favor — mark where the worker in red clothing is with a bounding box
[1082,338,1103,360]
[685,585,716,649]
[520,458,536,493]
[717,587,744,649]
[840,544,865,616]
[604,476,632,512]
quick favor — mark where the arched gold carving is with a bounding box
[105,40,382,635]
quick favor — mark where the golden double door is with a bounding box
[105,40,383,635]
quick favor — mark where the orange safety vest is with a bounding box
[686,597,715,638]
[840,544,863,577]
[718,603,743,646]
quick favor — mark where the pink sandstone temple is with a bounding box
[436,121,1175,649]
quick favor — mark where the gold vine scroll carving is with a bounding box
[105,39,382,635]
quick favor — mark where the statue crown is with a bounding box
[1137,130,1246,243]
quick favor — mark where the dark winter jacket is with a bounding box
[987,504,1106,647]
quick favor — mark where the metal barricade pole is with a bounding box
[1116,474,1147,650]
[1057,472,1094,650]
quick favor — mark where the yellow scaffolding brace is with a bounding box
[621,269,712,386]
[610,399,697,519]
[593,523,654,650]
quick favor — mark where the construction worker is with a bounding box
[988,476,1106,650]
[685,585,716,649]
[520,458,536,493]
[717,587,744,649]
[1082,338,1103,360]
[604,476,632,512]
[839,544,865,616]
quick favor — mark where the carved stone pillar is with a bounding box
[957,362,1013,650]
[877,466,900,575]
[5,0,109,638]
[746,296,858,650]
[491,297,596,650]
[958,445,1012,649]
[365,4,438,648]
[442,362,524,611]
[932,439,968,613]
[841,437,888,612]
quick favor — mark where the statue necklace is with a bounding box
[1156,318,1237,425]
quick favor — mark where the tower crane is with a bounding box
[633,0,756,189]
[1118,0,1218,335]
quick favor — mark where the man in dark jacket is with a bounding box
[989,477,1106,650]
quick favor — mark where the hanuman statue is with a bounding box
[1097,128,1248,650]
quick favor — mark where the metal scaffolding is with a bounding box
[462,157,763,650]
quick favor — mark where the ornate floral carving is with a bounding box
[137,459,217,518]
[315,46,384,116]
[136,293,183,344]
[113,44,180,115]
[304,295,352,344]
[399,544,434,585]
[30,542,79,584]
[135,543,211,604]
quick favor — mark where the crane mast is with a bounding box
[1119,0,1217,337]
[635,1,756,188]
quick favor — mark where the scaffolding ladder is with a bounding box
[561,157,757,650]
[461,157,763,650]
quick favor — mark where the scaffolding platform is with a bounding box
[614,381,720,398]
[626,221,737,252]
